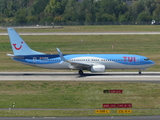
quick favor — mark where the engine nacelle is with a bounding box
[90,65,105,72]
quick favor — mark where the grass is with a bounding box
[0,81,160,116]
[0,25,160,33]
[0,35,160,71]
[0,81,160,109]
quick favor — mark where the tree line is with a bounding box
[0,0,159,26]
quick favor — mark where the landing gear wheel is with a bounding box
[139,71,141,74]
[79,70,84,75]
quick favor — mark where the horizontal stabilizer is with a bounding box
[7,54,24,59]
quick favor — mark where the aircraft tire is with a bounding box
[79,70,84,75]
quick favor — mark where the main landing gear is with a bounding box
[79,70,84,75]
[139,71,141,74]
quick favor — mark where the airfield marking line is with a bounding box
[1,32,160,36]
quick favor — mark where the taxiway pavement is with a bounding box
[0,72,160,82]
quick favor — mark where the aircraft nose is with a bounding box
[150,60,155,66]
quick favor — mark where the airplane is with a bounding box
[7,28,155,75]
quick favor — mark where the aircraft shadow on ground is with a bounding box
[0,72,160,77]
[79,72,160,76]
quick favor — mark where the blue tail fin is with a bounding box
[7,28,45,56]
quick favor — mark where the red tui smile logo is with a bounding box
[13,42,23,50]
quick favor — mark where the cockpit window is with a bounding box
[144,58,149,61]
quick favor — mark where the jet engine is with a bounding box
[90,65,105,72]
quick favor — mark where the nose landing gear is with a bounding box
[139,68,146,74]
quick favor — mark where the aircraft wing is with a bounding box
[56,48,94,70]
[67,61,92,69]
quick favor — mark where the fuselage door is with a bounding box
[33,57,37,63]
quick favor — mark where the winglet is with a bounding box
[56,48,67,63]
